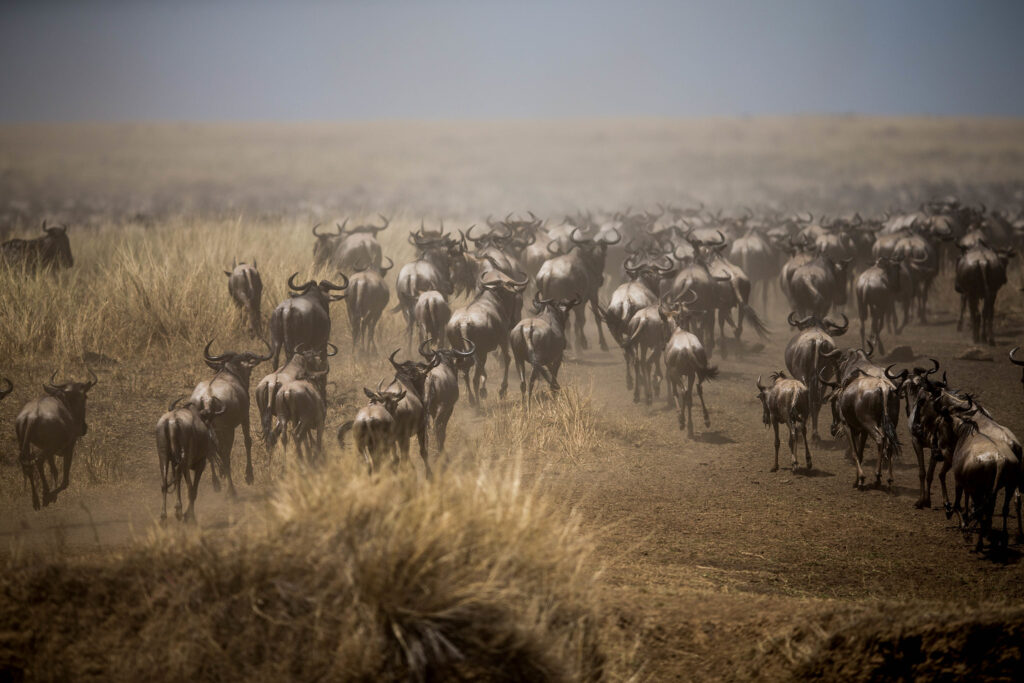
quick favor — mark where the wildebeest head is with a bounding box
[364,379,406,414]
[0,377,12,402]
[42,367,97,435]
[311,223,343,268]
[787,312,849,336]
[418,337,476,371]
[530,291,583,320]
[203,338,274,382]
[388,348,440,395]
[41,222,74,268]
[754,371,786,425]
[287,272,349,304]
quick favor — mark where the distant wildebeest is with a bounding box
[663,304,718,436]
[414,290,451,350]
[755,372,812,472]
[312,216,389,270]
[855,256,904,355]
[600,255,671,390]
[536,227,621,351]
[347,257,393,353]
[621,300,675,405]
[954,240,1014,345]
[730,226,780,311]
[268,272,348,367]
[418,338,476,452]
[784,312,849,441]
[0,220,74,271]
[785,251,851,319]
[446,270,529,405]
[190,339,272,495]
[396,224,464,347]
[156,395,224,523]
[224,258,263,337]
[337,381,405,474]
[15,368,97,510]
[510,293,582,406]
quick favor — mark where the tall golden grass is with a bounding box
[0,459,635,680]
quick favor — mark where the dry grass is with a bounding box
[0,457,636,681]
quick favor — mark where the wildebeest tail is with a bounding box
[880,387,901,460]
[337,420,355,449]
[740,302,770,338]
[156,417,183,493]
[698,362,719,383]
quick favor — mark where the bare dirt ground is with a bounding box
[2,118,1024,679]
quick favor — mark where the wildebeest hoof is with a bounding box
[498,387,508,399]
[944,502,954,518]
[211,478,222,493]
[600,342,609,351]
[245,470,254,485]
[770,465,779,472]
[626,378,633,390]
[479,387,489,399]
[703,417,711,428]
[226,487,238,499]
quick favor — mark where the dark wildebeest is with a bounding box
[395,224,463,347]
[386,349,440,478]
[855,256,905,355]
[730,226,780,312]
[785,252,851,319]
[268,272,349,368]
[337,382,405,474]
[1,221,74,271]
[663,304,719,436]
[190,339,272,495]
[822,371,901,491]
[510,293,582,406]
[255,343,335,449]
[224,258,263,337]
[273,368,328,464]
[418,338,476,452]
[347,257,394,353]
[755,372,812,472]
[414,290,452,350]
[156,396,224,523]
[954,241,1014,345]
[784,312,849,441]
[312,216,389,270]
[446,270,529,405]
[535,227,621,351]
[15,368,97,509]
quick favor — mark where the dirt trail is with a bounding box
[3,292,1024,679]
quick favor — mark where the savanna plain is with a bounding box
[2,118,1024,680]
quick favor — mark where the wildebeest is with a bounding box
[338,382,405,474]
[190,339,272,495]
[784,312,849,441]
[224,258,263,337]
[663,305,718,435]
[273,370,328,463]
[785,252,851,319]
[268,272,348,367]
[599,256,670,390]
[418,338,476,452]
[446,270,529,405]
[823,371,901,490]
[15,368,97,509]
[1,220,74,271]
[414,290,451,350]
[954,241,1014,345]
[156,396,224,523]
[755,372,812,472]
[396,225,462,347]
[933,397,1023,551]
[386,349,439,478]
[510,293,582,406]
[255,343,335,449]
[855,257,904,355]
[730,226,780,312]
[536,227,621,351]
[312,216,389,270]
[622,301,675,405]
[346,257,393,353]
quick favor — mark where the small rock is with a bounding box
[883,345,917,362]
[956,347,994,362]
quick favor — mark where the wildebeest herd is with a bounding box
[3,198,1024,554]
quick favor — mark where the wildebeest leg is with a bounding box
[968,295,981,342]
[23,462,42,511]
[800,421,812,470]
[632,348,643,403]
[786,419,799,470]
[938,459,953,513]
[685,375,696,437]
[770,419,781,472]
[911,438,930,509]
[624,347,634,390]
[717,310,730,358]
[417,422,431,480]
[589,295,608,351]
[652,352,663,398]
[670,377,684,430]
[641,348,653,405]
[999,487,1012,547]
[53,444,75,501]
[218,428,236,497]
[983,293,996,345]
[184,461,203,523]
[696,379,710,428]
[849,430,867,488]
[474,353,488,401]
[435,404,454,452]
[367,311,382,353]
[498,341,511,399]
[242,418,254,485]
[460,365,475,405]
[36,458,54,508]
[515,354,528,404]
[573,305,587,351]
[1014,490,1023,543]
[956,292,966,331]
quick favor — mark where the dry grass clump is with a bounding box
[482,386,602,465]
[0,458,632,681]
[749,603,1024,681]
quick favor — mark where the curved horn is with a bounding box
[326,342,339,357]
[203,339,229,363]
[1010,346,1024,367]
[677,289,698,306]
[547,240,563,255]
[787,311,800,327]
[335,218,349,234]
[322,273,350,290]
[287,272,314,294]
[507,271,530,288]
[599,227,622,245]
[466,224,487,242]
[311,223,326,237]
[863,339,874,359]
[375,214,390,230]
[388,348,402,370]
[46,370,62,389]
[84,365,98,390]
[825,313,849,335]
[255,336,274,362]
[570,227,589,245]
[167,395,188,411]
[454,338,476,357]
[418,338,435,360]
[884,364,909,382]
[755,375,765,391]
[924,358,940,376]
[379,255,395,276]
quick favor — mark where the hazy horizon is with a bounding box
[2,0,1023,123]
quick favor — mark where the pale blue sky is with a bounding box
[2,0,1022,121]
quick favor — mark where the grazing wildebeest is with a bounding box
[510,293,582,406]
[934,397,1023,552]
[15,368,97,510]
[418,338,476,452]
[663,305,718,436]
[268,272,348,367]
[446,270,529,405]
[414,290,452,350]
[755,372,812,472]
[823,371,901,490]
[1,221,73,271]
[784,312,849,441]
[224,258,263,337]
[156,396,224,523]
[954,241,1014,345]
[190,339,272,495]
[312,216,389,270]
[337,382,405,474]
[347,257,393,353]
[255,343,335,449]
[536,227,621,351]
[855,257,904,355]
